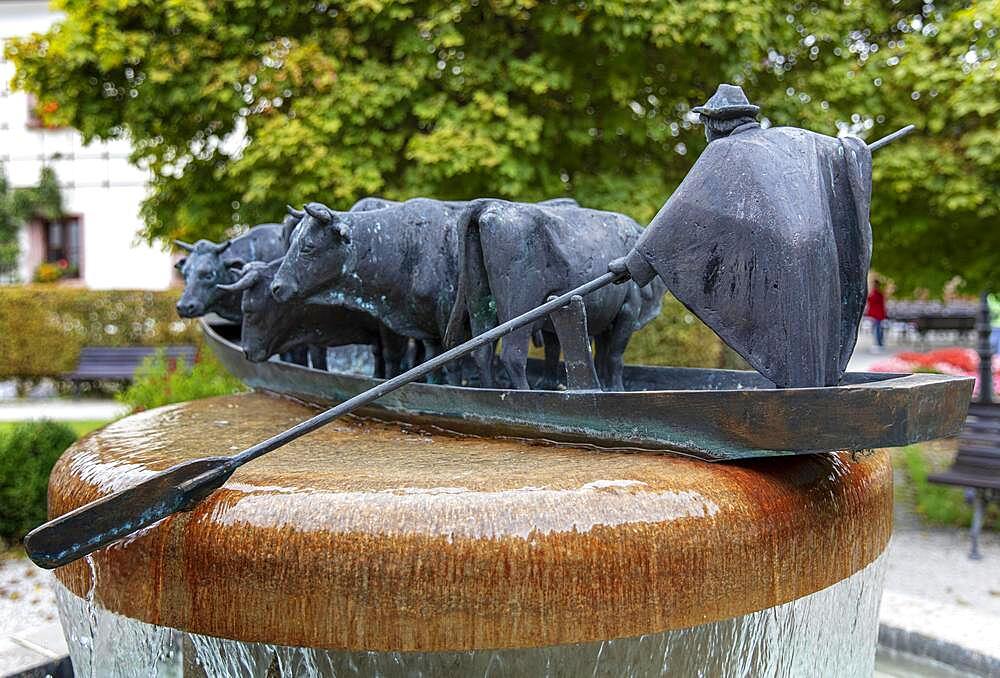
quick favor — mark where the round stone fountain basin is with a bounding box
[49,393,892,675]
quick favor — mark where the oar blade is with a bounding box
[25,457,234,570]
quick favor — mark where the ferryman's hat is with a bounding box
[692,84,760,120]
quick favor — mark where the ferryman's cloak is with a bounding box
[623,124,873,387]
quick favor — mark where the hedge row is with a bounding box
[0,286,199,378]
[625,294,747,370]
[0,286,741,379]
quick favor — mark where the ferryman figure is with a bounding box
[613,84,874,388]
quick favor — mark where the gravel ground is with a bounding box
[0,556,59,637]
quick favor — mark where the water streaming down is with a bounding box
[54,551,887,677]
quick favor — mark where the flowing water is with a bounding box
[54,551,887,677]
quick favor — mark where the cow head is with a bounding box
[271,202,351,303]
[218,259,287,362]
[175,238,242,318]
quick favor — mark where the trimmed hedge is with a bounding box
[625,294,747,370]
[0,286,741,379]
[0,420,77,544]
[0,286,199,378]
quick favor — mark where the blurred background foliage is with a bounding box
[0,165,62,280]
[5,0,999,294]
[118,350,245,413]
[0,287,197,378]
[0,421,76,545]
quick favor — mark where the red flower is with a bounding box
[57,258,69,269]
[896,348,978,373]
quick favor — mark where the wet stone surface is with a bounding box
[47,392,892,652]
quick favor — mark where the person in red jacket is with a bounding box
[865,280,887,350]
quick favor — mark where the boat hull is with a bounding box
[203,320,972,460]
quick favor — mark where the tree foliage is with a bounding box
[0,165,63,278]
[6,0,999,293]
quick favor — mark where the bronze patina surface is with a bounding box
[51,393,892,652]
[204,320,972,461]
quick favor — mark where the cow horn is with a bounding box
[286,205,305,218]
[217,267,260,292]
[173,240,195,252]
[215,240,233,254]
[303,203,332,222]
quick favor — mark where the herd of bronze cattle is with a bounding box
[175,196,666,391]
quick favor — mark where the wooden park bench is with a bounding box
[65,345,198,393]
[929,293,999,559]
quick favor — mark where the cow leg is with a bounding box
[371,340,385,379]
[599,292,640,391]
[593,335,610,388]
[465,314,496,388]
[309,345,328,372]
[500,326,532,390]
[283,345,310,366]
[596,328,628,392]
[409,340,426,370]
[462,218,499,388]
[538,331,561,390]
[380,329,408,379]
[422,340,446,385]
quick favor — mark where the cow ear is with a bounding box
[174,257,187,271]
[331,221,351,244]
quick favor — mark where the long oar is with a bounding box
[867,124,914,152]
[25,272,622,569]
[24,125,914,570]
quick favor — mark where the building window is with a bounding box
[42,218,81,277]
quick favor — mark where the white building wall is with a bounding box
[0,0,174,290]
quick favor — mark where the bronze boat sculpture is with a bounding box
[24,85,973,570]
[203,319,969,461]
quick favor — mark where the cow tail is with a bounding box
[444,199,491,349]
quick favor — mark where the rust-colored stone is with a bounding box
[51,393,892,651]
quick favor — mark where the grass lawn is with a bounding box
[893,439,1000,529]
[0,420,110,438]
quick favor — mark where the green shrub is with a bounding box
[118,349,244,413]
[901,445,999,529]
[625,294,748,370]
[0,286,200,378]
[0,421,76,545]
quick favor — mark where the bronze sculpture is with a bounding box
[220,259,409,378]
[174,224,285,321]
[444,199,665,390]
[26,85,939,570]
[612,84,875,388]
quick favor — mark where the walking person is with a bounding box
[866,279,887,352]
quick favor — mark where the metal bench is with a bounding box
[929,293,999,559]
[65,345,198,390]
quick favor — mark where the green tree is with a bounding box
[0,165,63,280]
[6,0,999,293]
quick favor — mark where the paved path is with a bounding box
[0,399,128,422]
[885,527,1000,617]
[0,558,65,677]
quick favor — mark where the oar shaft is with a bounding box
[234,270,623,466]
[868,124,914,152]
